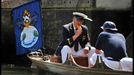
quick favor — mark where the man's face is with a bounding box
[73,16,84,28]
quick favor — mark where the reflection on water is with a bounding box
[1,64,61,75]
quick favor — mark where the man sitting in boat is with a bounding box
[91,21,133,71]
[57,12,95,64]
[95,21,128,61]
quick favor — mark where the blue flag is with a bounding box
[12,0,43,55]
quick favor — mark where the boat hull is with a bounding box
[28,56,132,75]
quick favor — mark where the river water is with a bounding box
[1,64,61,75]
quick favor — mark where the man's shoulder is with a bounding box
[100,31,113,35]
[116,33,125,39]
[99,32,125,38]
[100,32,108,34]
[101,32,124,37]
[116,33,124,36]
[63,22,72,28]
[81,25,88,30]
[98,32,109,37]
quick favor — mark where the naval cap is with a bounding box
[73,12,93,21]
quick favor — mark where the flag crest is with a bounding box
[12,0,43,55]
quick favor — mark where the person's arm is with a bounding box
[95,49,103,54]
[82,26,91,54]
[62,27,72,46]
[83,26,91,50]
[120,34,128,57]
[72,27,82,41]
[95,33,104,54]
[62,26,82,46]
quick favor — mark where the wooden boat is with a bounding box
[27,51,132,75]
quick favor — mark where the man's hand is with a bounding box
[73,27,82,41]
[76,27,82,37]
[83,47,89,55]
[84,49,89,54]
[95,49,103,54]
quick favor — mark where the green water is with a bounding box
[1,64,61,75]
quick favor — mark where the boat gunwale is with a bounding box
[28,56,132,75]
